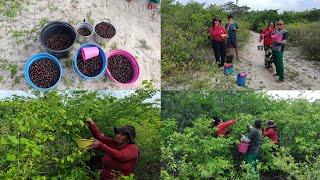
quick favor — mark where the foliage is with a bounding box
[161,91,320,179]
[161,1,250,89]
[0,90,160,179]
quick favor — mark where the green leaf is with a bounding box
[7,135,19,144]
[6,154,16,161]
[0,138,8,145]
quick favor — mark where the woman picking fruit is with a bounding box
[214,117,237,137]
[85,117,138,180]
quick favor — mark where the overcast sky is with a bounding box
[176,0,320,12]
[0,90,161,103]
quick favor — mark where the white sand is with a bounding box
[0,0,160,90]
[236,31,320,90]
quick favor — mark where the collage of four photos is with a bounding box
[0,0,320,179]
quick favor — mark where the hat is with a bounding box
[266,120,276,128]
[213,16,221,23]
[114,125,136,144]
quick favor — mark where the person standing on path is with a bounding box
[209,16,228,67]
[271,20,288,82]
[241,119,263,174]
[225,15,239,59]
[259,21,275,69]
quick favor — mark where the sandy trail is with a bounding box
[0,0,160,90]
[235,31,320,90]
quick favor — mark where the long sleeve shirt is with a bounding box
[89,123,139,180]
[260,28,275,45]
[271,29,288,52]
[209,25,227,42]
[263,128,278,144]
[242,128,262,155]
[215,120,236,137]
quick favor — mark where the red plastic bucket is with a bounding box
[238,142,250,154]
[106,49,139,85]
[271,34,282,42]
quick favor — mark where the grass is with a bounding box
[39,17,49,28]
[0,76,3,82]
[0,1,23,18]
[10,64,17,77]
[110,42,118,50]
[65,59,73,69]
[139,39,151,50]
[86,11,94,25]
[13,74,24,85]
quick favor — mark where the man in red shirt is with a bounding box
[214,117,237,137]
[263,120,278,144]
[86,118,138,180]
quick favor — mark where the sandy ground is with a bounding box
[235,31,320,90]
[0,0,160,90]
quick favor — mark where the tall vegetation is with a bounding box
[161,91,320,179]
[0,90,160,179]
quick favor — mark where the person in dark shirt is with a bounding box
[271,20,288,82]
[241,119,262,174]
[225,15,239,59]
[86,118,139,180]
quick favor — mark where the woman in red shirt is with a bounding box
[86,118,139,180]
[209,16,228,67]
[259,21,275,69]
[263,120,278,144]
[214,117,237,137]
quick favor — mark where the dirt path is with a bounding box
[235,31,320,90]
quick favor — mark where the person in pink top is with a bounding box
[259,21,275,69]
[85,118,139,180]
[209,16,228,67]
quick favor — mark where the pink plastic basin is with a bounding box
[238,142,250,154]
[271,34,282,42]
[239,72,246,77]
[106,49,140,85]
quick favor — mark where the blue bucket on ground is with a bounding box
[24,53,62,90]
[74,43,107,79]
[223,66,233,75]
[237,73,247,86]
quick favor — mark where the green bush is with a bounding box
[161,91,320,179]
[0,91,160,179]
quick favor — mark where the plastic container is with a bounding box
[76,19,94,44]
[40,21,77,58]
[94,22,116,44]
[237,72,247,86]
[76,139,94,149]
[223,64,233,75]
[271,34,282,43]
[24,53,62,90]
[257,45,264,51]
[238,142,250,154]
[106,49,140,85]
[81,47,99,60]
[74,43,107,79]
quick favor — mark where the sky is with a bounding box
[0,90,161,103]
[176,0,320,12]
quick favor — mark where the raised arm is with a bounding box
[217,120,236,130]
[86,118,113,145]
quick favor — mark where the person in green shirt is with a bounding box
[241,119,262,174]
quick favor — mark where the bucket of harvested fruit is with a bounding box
[106,50,139,85]
[76,139,94,149]
[94,22,116,44]
[74,43,107,79]
[76,19,94,44]
[40,21,77,58]
[24,53,62,90]
[223,63,233,75]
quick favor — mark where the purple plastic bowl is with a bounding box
[106,49,139,85]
